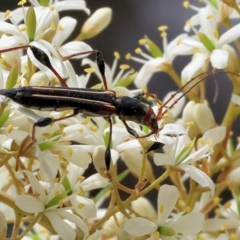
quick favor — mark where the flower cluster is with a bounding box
[0,0,239,239]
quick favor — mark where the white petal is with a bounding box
[15,195,44,213]
[210,49,228,69]
[154,153,175,166]
[181,165,215,196]
[167,212,204,234]
[124,217,157,237]
[202,126,226,146]
[80,173,109,191]
[157,185,178,225]
[45,211,76,240]
[204,218,239,231]
[218,23,240,46]
[54,1,90,14]
[231,94,240,105]
[181,54,209,82]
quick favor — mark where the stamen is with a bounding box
[114,51,120,59]
[139,38,147,45]
[183,1,190,8]
[125,53,131,60]
[50,21,55,31]
[158,25,168,32]
[159,204,164,213]
[7,125,13,133]
[4,10,10,19]
[68,147,73,157]
[58,24,64,31]
[135,48,142,54]
[119,64,130,70]
[84,67,95,73]
[78,203,85,209]
[18,0,27,5]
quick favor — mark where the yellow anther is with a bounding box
[39,228,48,234]
[185,19,191,26]
[237,136,240,142]
[151,232,160,240]
[206,14,214,20]
[78,203,85,209]
[177,38,182,45]
[42,133,51,138]
[178,199,185,207]
[22,78,28,86]
[230,233,237,240]
[49,6,55,11]
[19,25,27,32]
[39,81,46,86]
[0,58,5,64]
[197,138,204,144]
[54,178,59,183]
[89,125,97,132]
[50,21,55,31]
[84,67,95,73]
[58,199,63,208]
[129,69,135,74]
[159,204,165,213]
[7,125,13,133]
[4,10,10,19]
[160,31,167,38]
[162,113,169,119]
[189,142,195,148]
[79,129,84,133]
[221,224,229,231]
[114,51,120,59]
[208,140,213,146]
[81,116,91,125]
[58,24,64,31]
[191,47,200,53]
[224,201,231,209]
[46,236,50,240]
[187,121,194,127]
[184,206,191,213]
[183,1,190,8]
[79,186,84,195]
[125,53,131,60]
[58,152,63,160]
[213,197,221,205]
[68,147,73,157]
[135,48,142,54]
[37,172,42,180]
[213,29,219,39]
[158,25,168,31]
[138,38,147,45]
[215,208,221,216]
[18,0,27,5]
[119,64,130,70]
[77,176,85,182]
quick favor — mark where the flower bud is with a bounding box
[93,145,108,178]
[30,72,50,86]
[193,103,215,134]
[26,6,36,41]
[77,7,112,40]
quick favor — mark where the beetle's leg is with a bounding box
[104,117,113,170]
[121,120,139,138]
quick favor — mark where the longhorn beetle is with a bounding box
[0,45,219,170]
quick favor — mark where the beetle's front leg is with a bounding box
[121,119,139,138]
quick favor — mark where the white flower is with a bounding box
[181,5,240,81]
[15,170,89,240]
[124,185,204,239]
[154,127,226,196]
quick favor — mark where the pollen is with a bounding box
[50,21,56,31]
[221,224,229,231]
[81,116,91,125]
[7,125,13,133]
[68,147,73,157]
[139,38,147,45]
[184,206,191,213]
[78,203,85,209]
[89,125,97,132]
[191,47,200,53]
[58,152,63,161]
[77,176,85,182]
[84,67,95,73]
[183,1,190,8]
[58,24,64,31]
[151,232,160,240]
[224,201,231,209]
[125,53,131,60]
[159,204,165,213]
[206,14,214,20]
[58,199,64,208]
[114,51,120,59]
[120,64,130,70]
[135,48,142,54]
[19,25,27,32]
[213,29,219,39]
[18,0,27,5]
[54,178,59,183]
[158,25,168,32]
[213,197,221,205]
[4,10,10,19]
[187,121,194,127]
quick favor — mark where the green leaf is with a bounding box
[6,65,18,89]
[113,74,136,88]
[45,192,67,208]
[26,6,36,41]
[197,31,215,51]
[144,35,163,57]
[0,109,11,127]
[94,170,129,202]
[62,175,72,193]
[39,0,49,7]
[209,0,218,9]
